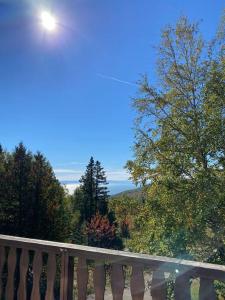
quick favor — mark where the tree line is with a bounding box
[0,144,122,249]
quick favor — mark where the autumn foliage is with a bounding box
[86,212,123,249]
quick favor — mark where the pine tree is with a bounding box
[0,143,72,242]
[12,143,33,236]
[72,158,123,248]
[79,157,96,221]
[73,158,109,221]
[94,160,109,215]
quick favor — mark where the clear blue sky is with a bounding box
[0,0,224,193]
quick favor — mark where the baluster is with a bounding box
[0,246,5,298]
[93,260,106,300]
[130,264,145,300]
[174,272,191,300]
[77,257,88,300]
[31,250,43,300]
[199,277,216,300]
[151,270,166,300]
[60,249,69,300]
[111,264,125,300]
[45,252,56,300]
[6,247,17,300]
[18,248,29,300]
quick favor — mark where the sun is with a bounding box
[40,11,57,32]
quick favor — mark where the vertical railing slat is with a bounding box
[111,263,125,300]
[18,248,29,300]
[93,261,106,300]
[31,250,43,300]
[60,250,69,300]
[77,257,88,300]
[6,247,17,300]
[0,246,5,298]
[130,264,145,300]
[45,252,56,300]
[199,277,216,300]
[151,270,167,300]
[174,272,191,300]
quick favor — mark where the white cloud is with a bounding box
[106,170,130,181]
[54,169,83,181]
[63,183,80,195]
[54,168,130,182]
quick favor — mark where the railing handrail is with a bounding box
[0,234,225,280]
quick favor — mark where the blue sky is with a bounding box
[0,0,224,194]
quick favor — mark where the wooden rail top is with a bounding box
[0,234,225,300]
[0,234,225,279]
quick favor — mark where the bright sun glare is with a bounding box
[40,11,57,32]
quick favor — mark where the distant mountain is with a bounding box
[110,187,146,202]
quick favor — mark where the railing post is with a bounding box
[111,263,125,300]
[77,257,88,300]
[6,247,17,300]
[151,270,167,300]
[130,264,145,300]
[93,260,106,300]
[45,252,56,300]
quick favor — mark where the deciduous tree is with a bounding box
[126,16,225,262]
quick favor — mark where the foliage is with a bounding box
[126,16,225,262]
[109,195,141,239]
[86,212,123,249]
[0,143,72,242]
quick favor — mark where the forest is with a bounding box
[0,15,225,270]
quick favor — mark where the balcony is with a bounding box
[0,235,225,299]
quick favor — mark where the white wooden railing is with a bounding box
[0,235,225,299]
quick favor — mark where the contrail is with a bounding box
[97,73,137,87]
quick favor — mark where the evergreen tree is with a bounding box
[94,160,109,215]
[11,143,33,236]
[79,157,96,221]
[72,157,124,249]
[0,143,71,242]
[75,157,109,222]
